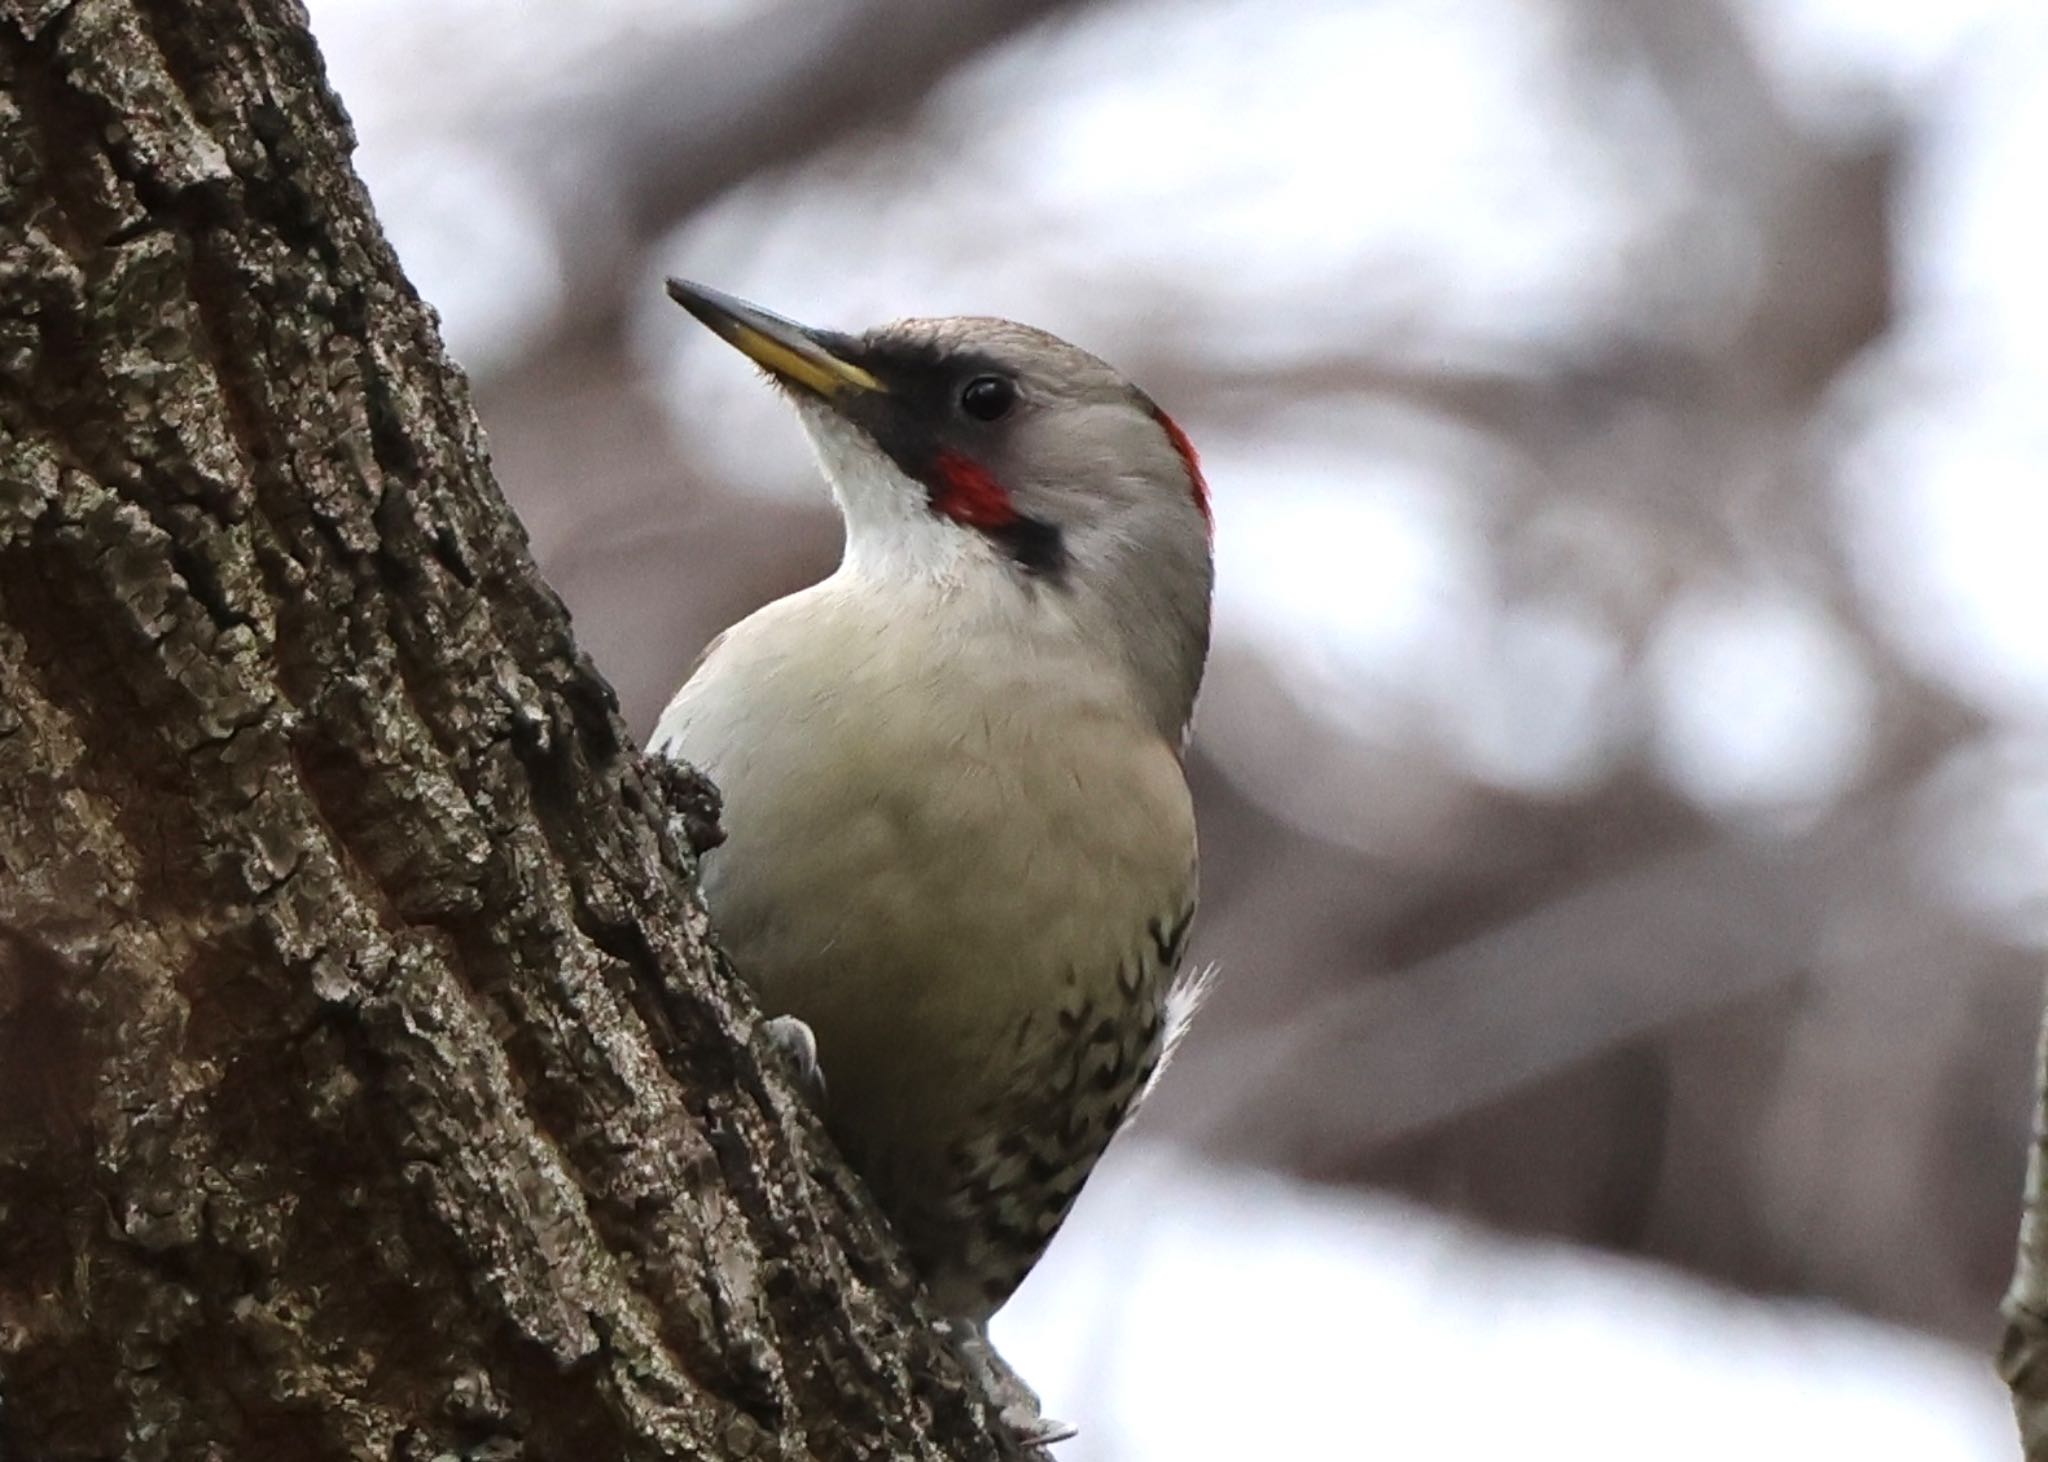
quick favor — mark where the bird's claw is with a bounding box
[945,1319,1076,1449]
[1005,1408,1078,1448]
[759,1013,826,1107]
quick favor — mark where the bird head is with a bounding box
[666,279,1214,740]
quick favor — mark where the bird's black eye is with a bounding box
[959,375,1017,422]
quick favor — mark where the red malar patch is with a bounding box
[930,449,1020,529]
[1151,408,1211,530]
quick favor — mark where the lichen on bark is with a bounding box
[0,2,1026,1456]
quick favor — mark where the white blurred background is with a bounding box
[306,0,2048,1453]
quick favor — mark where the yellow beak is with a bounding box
[665,278,883,399]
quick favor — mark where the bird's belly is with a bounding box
[691,701,1195,1317]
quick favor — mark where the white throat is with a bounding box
[790,401,1200,745]
[800,403,994,586]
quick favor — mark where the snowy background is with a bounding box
[305,0,2048,1453]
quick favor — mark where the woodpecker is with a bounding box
[651,280,1212,1439]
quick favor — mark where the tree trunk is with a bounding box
[0,2,1025,1456]
[2005,991,2048,1457]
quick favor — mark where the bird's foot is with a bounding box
[758,1014,826,1107]
[1005,1407,1079,1449]
[946,1320,1076,1448]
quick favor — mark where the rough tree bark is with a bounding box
[0,2,1033,1457]
[2005,1002,2048,1457]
